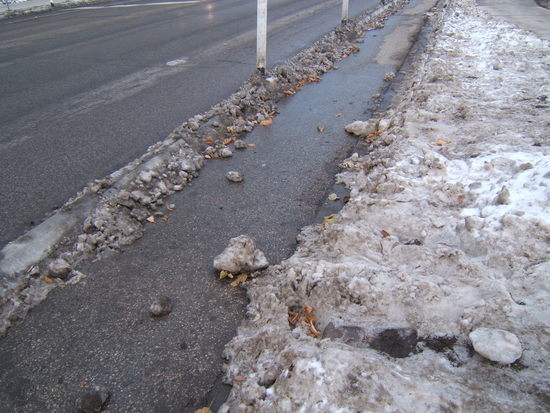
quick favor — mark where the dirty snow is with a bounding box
[221,0,550,411]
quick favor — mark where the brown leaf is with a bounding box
[234,377,247,382]
[204,139,214,145]
[284,90,295,96]
[43,276,55,284]
[260,118,273,126]
[223,136,237,146]
[381,230,391,238]
[230,273,248,287]
[247,143,256,147]
[304,306,313,315]
[342,195,350,204]
[367,130,383,138]
[335,113,343,117]
[317,125,325,133]
[436,139,451,146]
[146,216,155,223]
[79,382,86,388]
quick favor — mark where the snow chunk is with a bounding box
[213,235,269,273]
[469,328,522,364]
[345,120,378,137]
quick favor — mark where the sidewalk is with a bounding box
[477,0,550,40]
[0,0,99,18]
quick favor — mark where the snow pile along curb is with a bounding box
[221,0,550,411]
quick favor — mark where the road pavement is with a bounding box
[0,0,439,411]
[0,0,373,249]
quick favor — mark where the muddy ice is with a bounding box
[221,0,550,411]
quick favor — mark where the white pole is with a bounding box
[341,0,349,22]
[257,0,267,72]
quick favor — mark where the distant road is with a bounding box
[0,0,370,248]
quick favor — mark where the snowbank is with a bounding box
[221,0,550,411]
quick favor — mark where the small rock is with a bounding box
[219,148,233,158]
[48,258,71,279]
[469,327,522,364]
[213,235,269,273]
[225,171,244,183]
[494,186,511,205]
[383,72,396,81]
[75,386,111,413]
[368,328,418,358]
[234,140,247,150]
[150,296,173,317]
[180,159,195,172]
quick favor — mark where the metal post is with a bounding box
[257,0,267,72]
[341,0,349,22]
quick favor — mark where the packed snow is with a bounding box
[220,0,550,411]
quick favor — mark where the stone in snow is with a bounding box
[234,140,247,150]
[48,258,71,279]
[213,235,269,273]
[469,327,522,364]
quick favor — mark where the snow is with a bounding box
[220,0,550,411]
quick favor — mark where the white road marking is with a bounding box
[166,57,189,66]
[73,1,200,9]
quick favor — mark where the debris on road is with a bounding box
[225,171,244,183]
[75,385,111,413]
[149,296,173,317]
[213,235,268,274]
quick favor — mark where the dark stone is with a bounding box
[422,335,457,352]
[75,386,111,413]
[322,323,365,345]
[368,328,419,358]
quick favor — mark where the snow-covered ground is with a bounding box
[220,0,550,411]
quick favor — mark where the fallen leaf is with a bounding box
[381,230,391,238]
[247,143,256,147]
[204,139,214,146]
[260,118,273,126]
[304,306,313,314]
[367,130,384,138]
[323,214,338,226]
[342,195,350,204]
[327,193,340,201]
[436,139,451,146]
[195,408,213,413]
[204,154,212,159]
[161,215,171,222]
[223,136,237,146]
[335,113,343,117]
[43,276,55,284]
[288,311,301,325]
[234,377,247,383]
[317,125,325,133]
[230,273,248,287]
[307,75,321,82]
[457,195,465,203]
[350,45,361,53]
[284,89,295,96]
[219,270,234,279]
[166,202,175,211]
[79,382,86,388]
[146,216,155,223]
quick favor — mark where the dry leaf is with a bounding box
[288,311,301,325]
[342,195,350,204]
[367,130,383,138]
[195,408,213,413]
[260,118,273,126]
[204,139,214,145]
[436,139,451,146]
[304,306,313,314]
[166,202,175,211]
[335,113,343,117]
[234,377,247,383]
[79,382,86,388]
[317,125,325,133]
[230,273,248,287]
[247,143,256,147]
[219,270,234,279]
[146,216,155,223]
[223,136,237,146]
[323,214,338,226]
[327,193,340,201]
[381,230,391,238]
[284,89,295,96]
[43,276,55,284]
[204,154,212,159]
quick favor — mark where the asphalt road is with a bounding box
[0,0,371,249]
